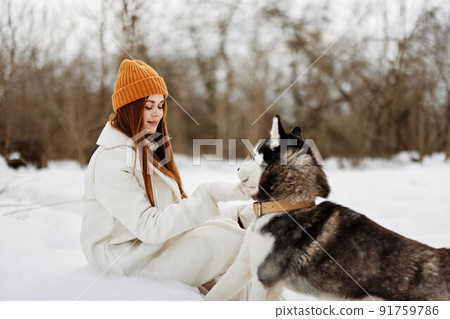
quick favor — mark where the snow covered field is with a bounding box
[0,152,449,301]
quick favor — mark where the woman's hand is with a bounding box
[207,181,252,202]
[237,205,256,229]
[217,204,256,229]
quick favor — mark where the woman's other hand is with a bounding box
[207,182,252,202]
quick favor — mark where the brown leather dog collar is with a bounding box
[253,200,315,217]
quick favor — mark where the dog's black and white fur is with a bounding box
[206,116,450,301]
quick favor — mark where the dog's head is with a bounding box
[238,115,330,203]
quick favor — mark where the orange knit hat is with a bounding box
[112,59,168,112]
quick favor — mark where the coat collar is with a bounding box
[97,121,158,152]
[96,121,181,198]
[97,121,131,149]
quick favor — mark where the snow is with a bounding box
[0,152,449,301]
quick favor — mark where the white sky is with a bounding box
[7,0,447,62]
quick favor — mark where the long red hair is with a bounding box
[108,98,187,206]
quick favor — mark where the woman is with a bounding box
[80,59,251,299]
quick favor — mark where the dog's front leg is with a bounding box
[249,276,284,300]
[249,275,269,300]
[205,232,252,300]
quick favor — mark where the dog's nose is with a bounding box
[237,167,240,171]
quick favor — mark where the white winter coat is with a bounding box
[80,122,245,289]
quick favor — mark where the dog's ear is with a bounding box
[269,115,286,149]
[290,126,303,141]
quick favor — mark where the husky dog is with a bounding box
[206,115,450,301]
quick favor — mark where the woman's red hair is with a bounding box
[108,98,187,206]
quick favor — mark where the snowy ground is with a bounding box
[0,152,449,301]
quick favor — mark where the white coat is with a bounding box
[80,122,245,292]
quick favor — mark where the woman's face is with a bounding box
[143,94,165,133]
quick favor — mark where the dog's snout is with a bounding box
[237,167,240,171]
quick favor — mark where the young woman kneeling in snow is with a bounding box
[80,59,253,299]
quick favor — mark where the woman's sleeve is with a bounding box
[93,148,220,244]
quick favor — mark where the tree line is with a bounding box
[1,0,449,168]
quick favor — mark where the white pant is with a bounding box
[139,218,245,294]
